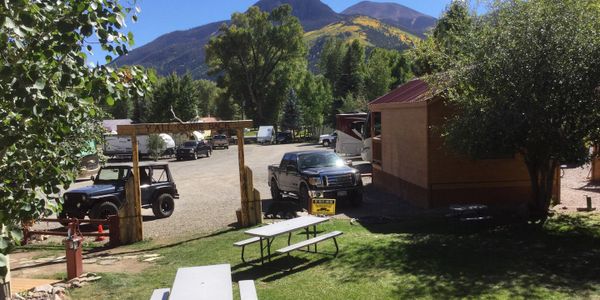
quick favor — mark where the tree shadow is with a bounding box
[333,214,600,298]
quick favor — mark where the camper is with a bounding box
[103,133,175,159]
[257,126,275,144]
[335,113,367,156]
[361,111,376,162]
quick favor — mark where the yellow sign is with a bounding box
[311,198,336,216]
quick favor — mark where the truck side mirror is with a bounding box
[345,160,353,167]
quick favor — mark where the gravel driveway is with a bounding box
[50,143,328,239]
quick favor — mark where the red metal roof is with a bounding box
[369,79,432,105]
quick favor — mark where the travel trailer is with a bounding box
[103,133,176,159]
[257,126,275,144]
[335,113,367,156]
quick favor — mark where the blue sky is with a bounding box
[90,0,458,65]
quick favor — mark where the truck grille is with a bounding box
[324,174,354,187]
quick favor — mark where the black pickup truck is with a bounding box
[268,150,363,208]
[60,162,179,222]
[176,140,212,160]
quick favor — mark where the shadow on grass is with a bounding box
[335,214,600,298]
[231,256,333,282]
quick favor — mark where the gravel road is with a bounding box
[36,144,599,241]
[57,143,329,239]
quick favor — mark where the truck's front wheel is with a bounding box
[270,179,282,201]
[299,185,311,213]
[152,194,175,218]
[90,201,119,220]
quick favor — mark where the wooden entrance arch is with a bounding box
[117,120,261,243]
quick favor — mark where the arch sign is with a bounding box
[116,120,257,243]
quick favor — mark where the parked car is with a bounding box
[318,132,337,147]
[176,140,212,160]
[60,163,179,222]
[212,134,229,149]
[276,131,293,144]
[268,151,363,209]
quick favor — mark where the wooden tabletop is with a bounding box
[168,264,233,300]
[244,215,330,238]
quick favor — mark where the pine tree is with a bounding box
[281,89,301,136]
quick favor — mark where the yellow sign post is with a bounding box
[311,198,336,216]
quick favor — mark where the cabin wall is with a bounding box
[371,103,430,207]
[426,99,533,208]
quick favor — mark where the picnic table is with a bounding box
[235,215,342,266]
[169,264,233,300]
[150,263,258,300]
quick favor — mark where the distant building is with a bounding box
[368,79,559,209]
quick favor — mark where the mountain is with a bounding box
[254,0,342,31]
[305,16,419,70]
[113,0,435,78]
[341,1,437,37]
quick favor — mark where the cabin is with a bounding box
[367,79,559,209]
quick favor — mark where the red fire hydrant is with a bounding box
[65,220,83,280]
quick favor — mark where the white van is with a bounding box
[257,126,275,144]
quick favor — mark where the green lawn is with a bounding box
[67,214,600,299]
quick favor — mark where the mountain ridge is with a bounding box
[113,0,436,78]
[341,1,437,37]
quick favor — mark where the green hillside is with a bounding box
[305,16,420,70]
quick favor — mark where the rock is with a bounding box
[98,256,118,261]
[142,254,159,258]
[97,259,117,265]
[121,255,138,259]
[82,258,97,264]
[81,276,102,282]
[142,257,162,262]
[53,283,69,289]
[12,293,26,300]
[33,284,54,293]
[52,286,65,294]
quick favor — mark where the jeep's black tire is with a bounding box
[350,190,363,207]
[152,194,175,218]
[270,179,282,201]
[225,146,229,149]
[193,152,198,160]
[299,184,310,211]
[90,201,119,220]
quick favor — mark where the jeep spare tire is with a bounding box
[152,193,175,218]
[90,201,119,220]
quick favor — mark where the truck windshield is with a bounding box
[96,167,128,182]
[298,153,344,169]
[183,141,197,147]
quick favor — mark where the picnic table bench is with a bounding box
[234,215,343,266]
[150,264,258,300]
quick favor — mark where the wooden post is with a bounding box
[118,134,143,244]
[237,129,249,227]
[592,145,600,183]
[245,166,256,225]
[553,165,561,204]
[253,189,263,223]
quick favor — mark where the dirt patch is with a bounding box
[9,250,158,279]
